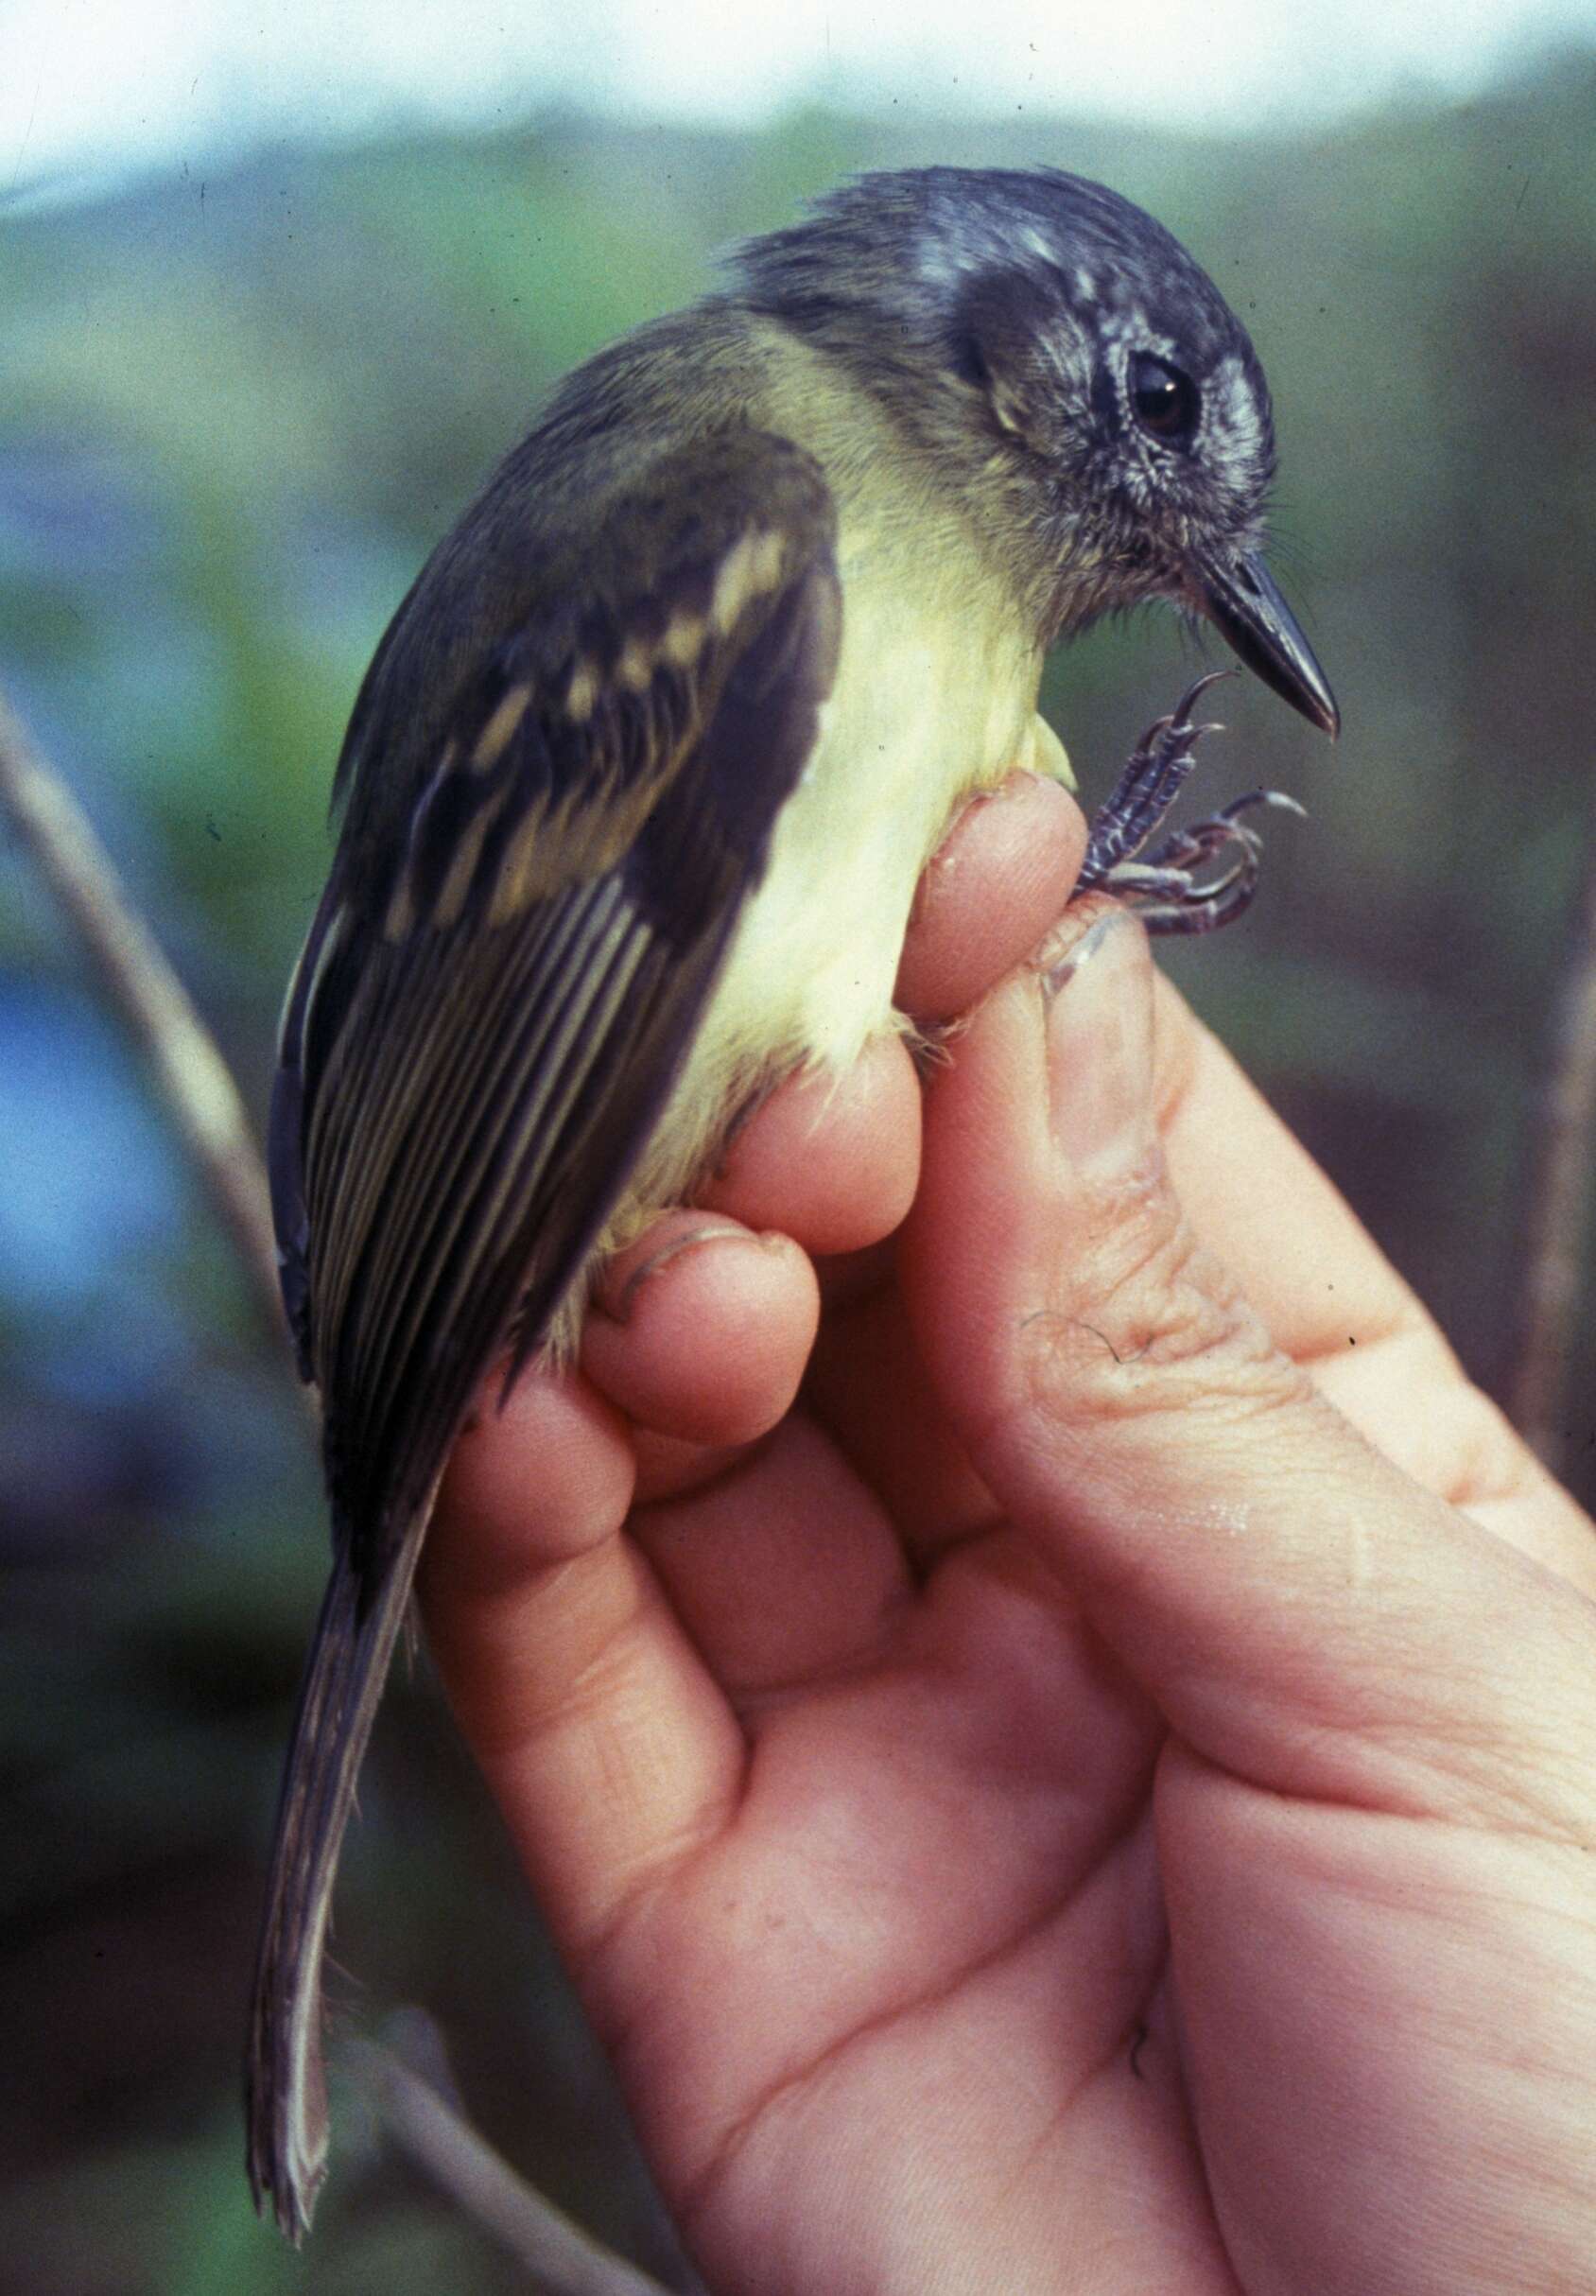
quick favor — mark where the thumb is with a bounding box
[901,910,1596,1827]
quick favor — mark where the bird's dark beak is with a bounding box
[1197,552,1339,739]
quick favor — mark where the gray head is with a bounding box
[734,166,1336,734]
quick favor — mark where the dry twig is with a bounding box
[0,684,285,1347]
[1509,774,1596,1469]
[345,2032,687,2296]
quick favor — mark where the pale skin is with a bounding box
[421,773,1596,2296]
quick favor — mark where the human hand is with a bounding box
[422,774,1596,2296]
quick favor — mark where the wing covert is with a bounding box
[272,432,841,1571]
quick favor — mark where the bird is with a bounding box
[247,162,1339,2240]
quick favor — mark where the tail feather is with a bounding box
[245,1506,429,2241]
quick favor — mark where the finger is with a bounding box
[1145,966,1596,1587]
[904,913,1596,1830]
[583,1213,820,1447]
[804,1278,999,1561]
[700,771,1084,1247]
[629,1412,912,1702]
[897,772,1085,1024]
[1148,965,1427,1370]
[699,1032,921,1257]
[423,1366,743,1961]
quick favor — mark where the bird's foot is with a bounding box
[1076,670,1304,935]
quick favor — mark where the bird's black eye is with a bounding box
[1130,353,1200,445]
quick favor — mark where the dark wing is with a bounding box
[275,430,841,1570]
[247,433,839,2240]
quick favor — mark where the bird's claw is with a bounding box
[1104,789,1305,933]
[1077,672,1304,936]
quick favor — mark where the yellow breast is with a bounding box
[598,339,1066,1260]
[613,555,1055,1245]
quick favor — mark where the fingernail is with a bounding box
[927,774,1022,871]
[1044,913,1157,1175]
[604,1224,760,1323]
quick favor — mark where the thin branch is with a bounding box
[344,2034,686,2296]
[0,683,286,1349]
[1509,774,1596,1469]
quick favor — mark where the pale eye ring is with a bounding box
[1130,352,1200,446]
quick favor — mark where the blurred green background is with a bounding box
[4,59,1596,2293]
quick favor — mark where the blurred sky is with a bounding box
[5,0,1593,202]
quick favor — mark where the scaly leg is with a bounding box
[1076,670,1305,936]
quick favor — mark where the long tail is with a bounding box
[245,1507,428,2241]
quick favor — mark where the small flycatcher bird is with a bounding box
[248,164,1338,2238]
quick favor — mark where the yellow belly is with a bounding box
[610,573,1059,1245]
